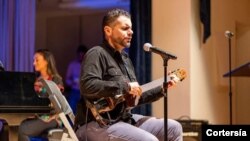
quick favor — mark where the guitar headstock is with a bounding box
[169,68,187,82]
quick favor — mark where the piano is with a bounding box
[0,71,52,141]
[0,71,51,113]
[0,71,51,126]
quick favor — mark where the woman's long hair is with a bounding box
[35,49,62,80]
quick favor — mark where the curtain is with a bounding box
[0,0,36,71]
[200,0,211,43]
[0,0,14,70]
[129,0,152,116]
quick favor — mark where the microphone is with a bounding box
[225,30,234,38]
[143,43,177,60]
[0,61,4,71]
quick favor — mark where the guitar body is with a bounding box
[91,96,125,114]
[90,68,187,114]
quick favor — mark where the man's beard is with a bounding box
[123,38,131,48]
[125,42,131,48]
[113,37,131,48]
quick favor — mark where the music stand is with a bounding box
[223,61,250,125]
[223,62,250,77]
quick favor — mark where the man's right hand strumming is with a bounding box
[128,82,142,97]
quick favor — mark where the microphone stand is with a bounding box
[227,36,233,125]
[144,43,177,141]
[163,57,170,141]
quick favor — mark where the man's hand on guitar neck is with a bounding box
[161,71,179,91]
[166,69,185,88]
[166,80,176,88]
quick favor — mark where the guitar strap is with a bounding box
[85,99,110,127]
[114,52,131,80]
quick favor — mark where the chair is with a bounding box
[36,78,79,141]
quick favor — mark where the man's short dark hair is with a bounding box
[102,8,131,29]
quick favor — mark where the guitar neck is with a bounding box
[132,77,167,107]
[141,76,172,93]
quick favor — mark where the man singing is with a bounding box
[75,8,183,141]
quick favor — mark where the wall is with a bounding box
[152,0,250,124]
[151,0,191,120]
[36,9,106,83]
[235,23,250,124]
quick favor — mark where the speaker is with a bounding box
[177,119,208,141]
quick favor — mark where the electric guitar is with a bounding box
[87,68,187,115]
